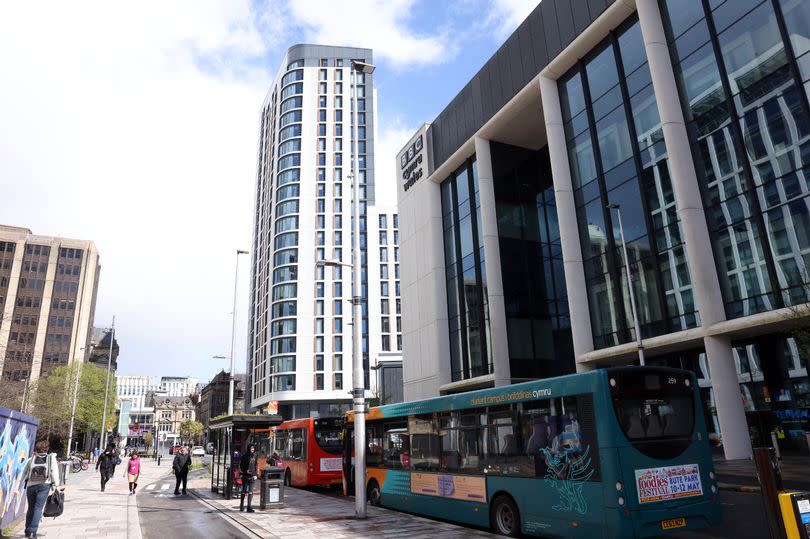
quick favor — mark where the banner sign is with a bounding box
[410,473,486,503]
[635,464,703,504]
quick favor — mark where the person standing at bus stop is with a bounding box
[172,446,191,495]
[238,443,258,513]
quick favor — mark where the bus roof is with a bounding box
[347,368,611,423]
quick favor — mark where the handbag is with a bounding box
[43,488,64,518]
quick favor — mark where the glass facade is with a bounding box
[660,0,810,318]
[441,157,493,381]
[559,16,698,350]
[490,143,575,379]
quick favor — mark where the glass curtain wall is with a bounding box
[490,143,575,379]
[441,157,493,381]
[559,16,698,350]
[660,0,810,318]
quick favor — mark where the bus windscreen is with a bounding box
[608,368,695,459]
[314,418,343,454]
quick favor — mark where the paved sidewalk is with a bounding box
[6,458,171,538]
[187,475,499,539]
[714,455,810,492]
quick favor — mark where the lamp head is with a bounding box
[351,60,376,74]
[606,203,620,210]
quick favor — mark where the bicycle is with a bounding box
[70,454,89,473]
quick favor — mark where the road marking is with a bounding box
[188,492,267,539]
[160,484,169,491]
[146,484,155,491]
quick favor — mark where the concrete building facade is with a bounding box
[247,44,403,419]
[0,225,100,410]
[398,0,810,460]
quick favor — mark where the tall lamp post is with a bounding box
[100,317,116,450]
[606,204,645,366]
[66,343,95,457]
[228,249,249,416]
[351,59,375,519]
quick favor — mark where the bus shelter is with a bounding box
[209,414,282,498]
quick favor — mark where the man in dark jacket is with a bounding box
[95,446,117,492]
[238,444,258,512]
[172,446,191,495]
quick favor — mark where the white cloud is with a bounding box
[374,115,420,205]
[0,0,275,381]
[285,0,457,68]
[483,0,540,40]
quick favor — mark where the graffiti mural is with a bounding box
[0,407,39,530]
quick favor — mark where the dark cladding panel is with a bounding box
[588,0,608,19]
[471,73,484,128]
[553,0,576,47]
[541,0,562,60]
[518,23,537,86]
[428,0,617,166]
[572,0,593,34]
[506,36,523,99]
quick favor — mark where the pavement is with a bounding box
[186,475,500,539]
[5,457,172,539]
[714,454,810,493]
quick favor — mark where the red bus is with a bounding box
[273,417,344,487]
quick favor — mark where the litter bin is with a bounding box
[260,467,285,509]
[779,491,810,539]
[58,460,71,485]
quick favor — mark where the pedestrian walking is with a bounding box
[95,445,118,492]
[172,446,191,495]
[22,439,61,539]
[238,443,258,513]
[125,450,141,495]
[92,447,99,463]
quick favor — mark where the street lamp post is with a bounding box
[228,250,249,416]
[351,59,374,519]
[66,343,94,458]
[607,204,645,366]
[100,317,116,450]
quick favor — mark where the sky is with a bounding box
[0,0,539,384]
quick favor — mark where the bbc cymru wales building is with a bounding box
[397,0,810,460]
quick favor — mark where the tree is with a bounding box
[29,362,117,448]
[179,420,204,445]
[143,432,154,452]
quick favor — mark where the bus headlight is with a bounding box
[615,482,623,491]
[618,496,625,506]
[684,378,691,387]
[711,485,717,493]
[609,378,616,387]
[709,471,715,480]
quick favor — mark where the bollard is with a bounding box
[157,455,162,466]
[754,447,787,539]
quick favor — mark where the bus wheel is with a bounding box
[490,494,521,537]
[284,469,291,486]
[367,480,381,506]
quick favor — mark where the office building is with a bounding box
[0,225,100,410]
[197,370,245,441]
[247,45,403,418]
[398,0,810,460]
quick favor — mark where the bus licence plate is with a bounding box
[661,517,686,530]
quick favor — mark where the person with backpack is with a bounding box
[22,439,61,539]
[172,446,191,495]
[125,450,141,495]
[238,443,258,513]
[95,445,118,492]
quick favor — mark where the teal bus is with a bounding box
[343,366,721,537]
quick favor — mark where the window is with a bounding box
[408,416,440,470]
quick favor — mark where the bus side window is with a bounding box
[408,415,440,471]
[366,423,384,467]
[382,423,409,469]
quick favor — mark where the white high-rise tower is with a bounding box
[247,45,402,418]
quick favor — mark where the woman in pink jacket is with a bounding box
[126,451,141,495]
